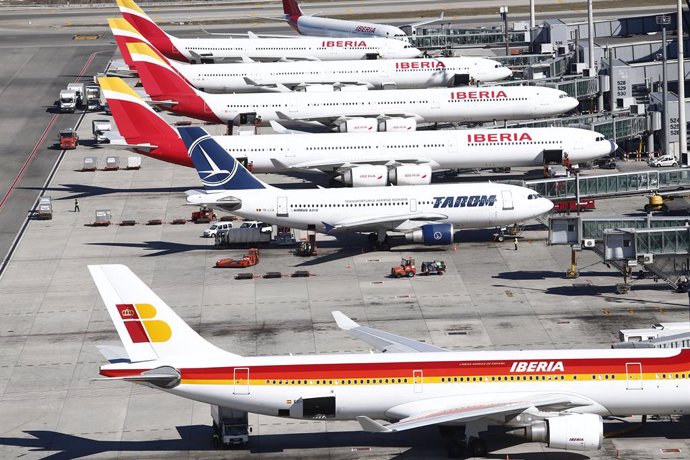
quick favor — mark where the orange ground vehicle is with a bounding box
[215,248,260,268]
[192,206,214,223]
[391,257,416,278]
[59,129,79,150]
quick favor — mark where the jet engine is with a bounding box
[388,164,432,186]
[340,166,388,187]
[337,118,377,133]
[509,413,603,451]
[378,117,416,132]
[405,223,454,245]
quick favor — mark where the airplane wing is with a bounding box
[276,112,416,127]
[333,311,446,353]
[326,212,448,234]
[287,158,437,172]
[358,393,591,433]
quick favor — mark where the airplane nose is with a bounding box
[502,67,513,79]
[543,198,554,214]
[565,96,579,111]
[609,140,618,154]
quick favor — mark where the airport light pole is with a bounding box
[678,0,688,165]
[530,0,535,29]
[587,0,594,70]
[500,6,509,56]
[658,15,671,156]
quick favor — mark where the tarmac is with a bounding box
[1,2,690,460]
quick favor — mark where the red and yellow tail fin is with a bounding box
[98,77,191,166]
[116,0,189,62]
[126,42,222,123]
[107,17,149,69]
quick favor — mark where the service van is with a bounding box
[203,222,233,238]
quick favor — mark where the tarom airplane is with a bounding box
[126,42,579,127]
[91,264,690,456]
[179,126,553,249]
[99,76,617,182]
[280,0,442,41]
[108,18,512,92]
[115,0,420,63]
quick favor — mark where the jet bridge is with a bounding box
[526,168,690,201]
[549,215,690,290]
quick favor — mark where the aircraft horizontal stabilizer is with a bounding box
[95,366,181,388]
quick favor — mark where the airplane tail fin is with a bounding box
[126,42,222,123]
[116,0,189,62]
[178,126,270,191]
[98,77,191,167]
[282,0,304,17]
[88,264,239,364]
[108,17,148,71]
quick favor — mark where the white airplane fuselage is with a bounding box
[102,347,690,422]
[187,182,552,234]
[197,86,578,125]
[291,15,409,41]
[175,57,511,93]
[169,35,420,61]
[210,127,615,173]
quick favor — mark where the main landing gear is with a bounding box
[439,425,488,458]
[368,230,391,251]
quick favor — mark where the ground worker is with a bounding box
[514,237,518,251]
[74,198,80,212]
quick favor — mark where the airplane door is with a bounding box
[447,139,457,155]
[625,362,643,390]
[233,367,250,395]
[410,199,417,212]
[431,99,440,109]
[289,101,298,113]
[413,369,423,393]
[277,196,289,217]
[501,190,514,210]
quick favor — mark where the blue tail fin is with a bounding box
[178,127,267,191]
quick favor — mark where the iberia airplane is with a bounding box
[125,41,578,126]
[108,17,512,91]
[91,264,690,456]
[99,76,617,182]
[280,0,443,41]
[115,0,420,63]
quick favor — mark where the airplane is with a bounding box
[108,17,512,92]
[99,76,617,182]
[280,0,442,41]
[115,0,420,63]
[179,126,553,249]
[91,263,690,456]
[126,42,579,127]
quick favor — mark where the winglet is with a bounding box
[357,416,392,433]
[332,311,360,331]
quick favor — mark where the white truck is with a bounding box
[59,90,77,113]
[211,405,250,447]
[67,82,85,106]
[92,119,112,143]
[85,86,101,111]
[215,221,273,246]
[618,322,690,342]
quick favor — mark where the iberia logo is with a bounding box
[116,303,172,343]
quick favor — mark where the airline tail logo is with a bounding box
[188,135,238,187]
[116,303,171,343]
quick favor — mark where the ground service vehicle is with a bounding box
[191,207,214,224]
[211,405,250,447]
[392,257,416,277]
[59,90,77,113]
[215,224,272,247]
[204,222,233,238]
[215,249,259,268]
[649,155,678,167]
[85,86,101,111]
[92,120,112,143]
[67,82,85,106]
[421,260,445,275]
[35,196,53,220]
[59,129,79,149]
[553,199,596,213]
